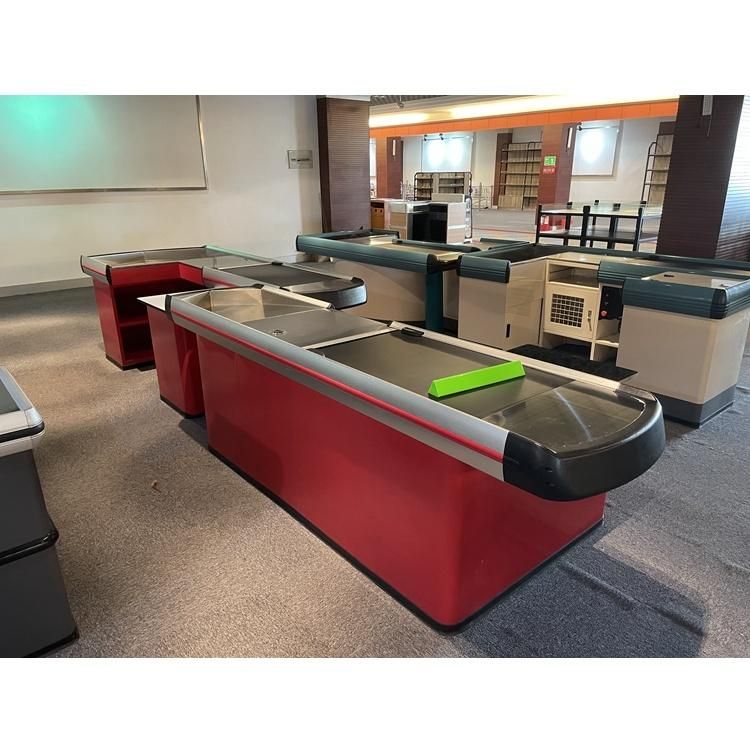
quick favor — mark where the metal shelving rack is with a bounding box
[535,201,662,252]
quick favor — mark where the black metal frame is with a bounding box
[535,201,656,252]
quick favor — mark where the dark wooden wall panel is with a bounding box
[537,124,576,205]
[717,97,750,261]
[658,120,676,136]
[376,137,403,198]
[317,97,370,232]
[656,95,746,259]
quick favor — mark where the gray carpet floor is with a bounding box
[1,287,749,657]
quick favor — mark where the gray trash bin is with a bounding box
[0,368,77,657]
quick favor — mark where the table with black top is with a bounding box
[535,201,662,251]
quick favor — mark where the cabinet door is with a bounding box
[543,283,600,341]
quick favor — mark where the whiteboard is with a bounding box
[0,96,207,193]
[421,134,473,172]
[572,124,620,176]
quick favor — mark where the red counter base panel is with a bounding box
[197,338,605,629]
[147,307,204,417]
[90,263,204,369]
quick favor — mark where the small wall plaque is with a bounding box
[287,149,313,169]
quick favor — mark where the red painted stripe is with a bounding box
[174,312,505,464]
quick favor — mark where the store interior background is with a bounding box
[0,95,686,297]
[368,95,676,247]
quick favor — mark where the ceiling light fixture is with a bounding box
[369,111,430,128]
[448,94,678,120]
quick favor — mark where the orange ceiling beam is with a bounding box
[369,99,679,138]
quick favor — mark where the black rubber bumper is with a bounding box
[502,396,666,501]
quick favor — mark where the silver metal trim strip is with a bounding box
[201,268,266,288]
[0,368,44,439]
[282,262,358,284]
[138,294,168,312]
[168,286,333,312]
[302,327,393,350]
[0,431,44,458]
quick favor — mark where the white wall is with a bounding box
[402,136,423,185]
[511,126,543,143]
[471,130,503,191]
[570,117,674,202]
[0,96,322,289]
[471,128,541,203]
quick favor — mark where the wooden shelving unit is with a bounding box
[497,142,541,209]
[414,173,434,201]
[413,172,471,201]
[641,132,673,205]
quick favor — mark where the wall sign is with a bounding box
[287,149,313,169]
[543,155,557,166]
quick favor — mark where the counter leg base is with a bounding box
[656,385,736,427]
[160,395,203,419]
[104,355,127,370]
[105,354,154,371]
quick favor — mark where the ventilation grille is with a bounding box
[550,293,585,328]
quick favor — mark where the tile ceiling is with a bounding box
[369,96,442,107]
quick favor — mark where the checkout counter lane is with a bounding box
[295,229,499,331]
[455,240,750,426]
[80,244,366,371]
[166,284,665,628]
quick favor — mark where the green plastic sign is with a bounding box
[428,361,526,399]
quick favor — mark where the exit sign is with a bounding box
[543,155,557,166]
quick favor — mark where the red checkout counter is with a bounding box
[80,245,366,416]
[80,245,366,370]
[164,286,665,629]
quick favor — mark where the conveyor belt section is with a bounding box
[168,289,665,501]
[296,232,474,272]
[391,238,483,254]
[622,275,750,319]
[598,255,750,286]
